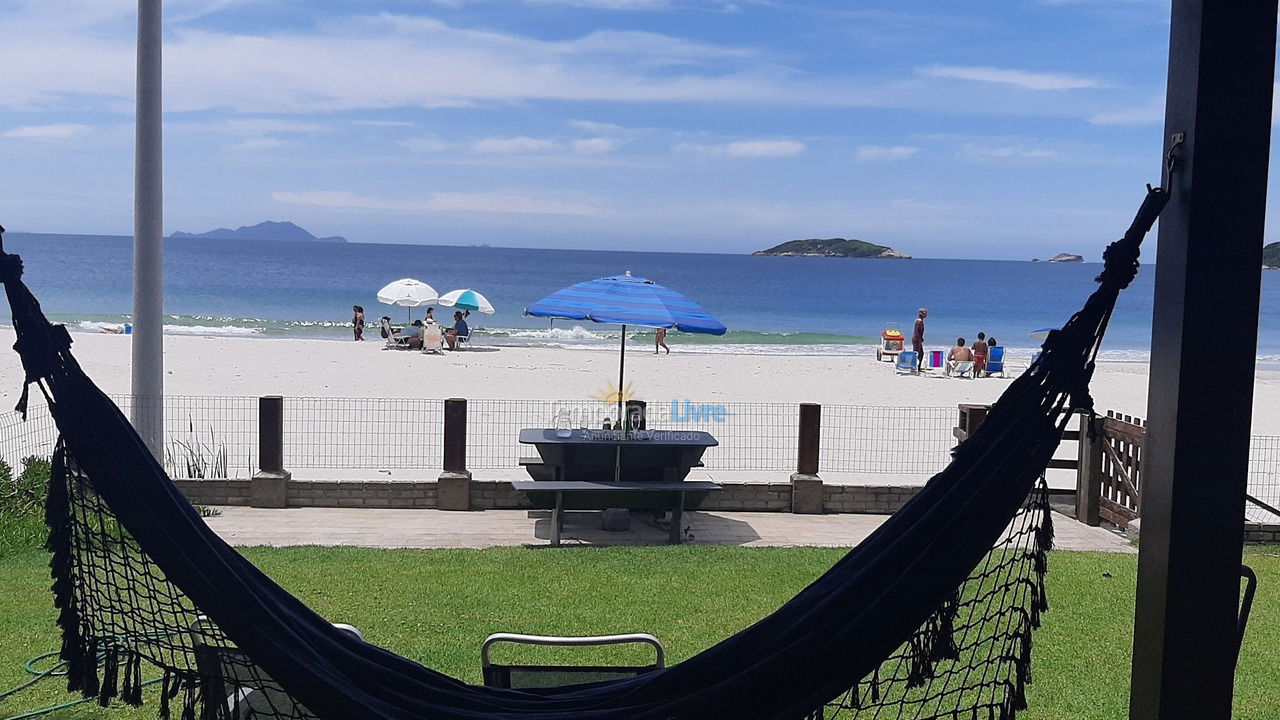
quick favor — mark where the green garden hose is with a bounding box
[0,649,164,720]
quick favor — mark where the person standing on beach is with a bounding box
[655,327,670,354]
[352,305,365,341]
[912,308,927,370]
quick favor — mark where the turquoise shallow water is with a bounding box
[5,232,1278,360]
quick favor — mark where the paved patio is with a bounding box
[203,506,1136,552]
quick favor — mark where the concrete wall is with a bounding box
[174,477,922,514]
[1245,523,1280,543]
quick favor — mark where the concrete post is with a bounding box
[130,0,164,460]
[438,398,471,510]
[251,396,289,508]
[791,403,823,514]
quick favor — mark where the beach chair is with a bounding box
[948,360,975,379]
[422,323,444,354]
[925,349,945,373]
[455,326,474,350]
[381,317,411,350]
[985,346,1006,377]
[481,633,665,690]
[895,350,918,374]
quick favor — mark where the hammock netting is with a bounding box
[0,185,1166,720]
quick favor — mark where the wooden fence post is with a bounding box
[438,398,471,510]
[1076,414,1103,526]
[250,395,289,508]
[792,403,823,514]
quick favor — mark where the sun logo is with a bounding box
[590,379,639,405]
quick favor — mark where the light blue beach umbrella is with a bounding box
[525,271,727,429]
[437,288,496,314]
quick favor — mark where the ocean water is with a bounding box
[5,232,1280,361]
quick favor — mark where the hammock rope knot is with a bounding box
[1096,185,1168,290]
[1098,235,1142,289]
[0,250,24,284]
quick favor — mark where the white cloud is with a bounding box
[401,137,451,152]
[726,140,804,157]
[1039,0,1159,5]
[856,145,920,161]
[2,123,91,141]
[569,119,627,133]
[230,137,286,151]
[273,190,603,216]
[573,137,625,154]
[675,139,804,157]
[525,0,670,8]
[471,136,558,153]
[918,65,1102,91]
[1089,96,1164,125]
[0,12,863,115]
[959,143,1062,160]
[221,119,326,135]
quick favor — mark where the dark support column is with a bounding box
[1131,2,1276,717]
[1076,414,1102,527]
[438,398,471,510]
[625,399,647,430]
[791,403,823,514]
[251,395,289,508]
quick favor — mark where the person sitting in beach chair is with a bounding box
[381,316,412,350]
[985,345,1006,377]
[445,310,471,350]
[400,320,426,350]
[946,337,974,377]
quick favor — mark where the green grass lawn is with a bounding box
[0,541,1276,720]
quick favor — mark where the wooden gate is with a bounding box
[1078,411,1145,528]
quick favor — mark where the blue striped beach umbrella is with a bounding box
[525,271,727,429]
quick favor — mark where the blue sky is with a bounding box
[0,0,1228,258]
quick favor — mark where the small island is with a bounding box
[1264,241,1280,269]
[1035,253,1084,263]
[753,237,910,259]
[170,221,347,244]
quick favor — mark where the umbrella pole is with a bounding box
[615,324,626,483]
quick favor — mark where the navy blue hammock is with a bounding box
[0,185,1165,720]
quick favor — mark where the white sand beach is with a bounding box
[1,333,1278,434]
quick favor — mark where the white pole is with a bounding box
[131,0,164,458]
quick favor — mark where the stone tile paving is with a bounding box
[203,507,1135,553]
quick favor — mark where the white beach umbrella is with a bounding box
[437,288,496,314]
[377,278,439,323]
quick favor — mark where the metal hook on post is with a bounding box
[1163,132,1185,189]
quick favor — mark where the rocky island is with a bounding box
[753,237,910,259]
[170,221,347,244]
[1032,253,1085,263]
[1264,242,1280,269]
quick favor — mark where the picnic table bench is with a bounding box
[518,428,717,483]
[511,480,722,546]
